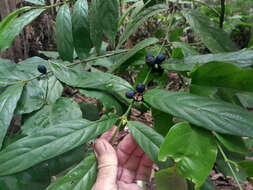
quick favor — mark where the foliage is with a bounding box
[0,0,252,190]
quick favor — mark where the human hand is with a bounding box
[92,127,153,190]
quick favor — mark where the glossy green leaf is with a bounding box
[46,153,97,190]
[72,0,91,60]
[0,145,88,190]
[89,0,118,53]
[56,5,74,62]
[79,103,100,121]
[190,62,253,93]
[0,57,62,114]
[172,42,200,57]
[89,1,102,54]
[159,122,217,189]
[155,167,188,190]
[50,62,132,103]
[0,83,24,149]
[236,92,253,108]
[162,49,253,72]
[0,57,48,83]
[0,116,117,176]
[0,8,45,51]
[79,89,123,115]
[22,98,82,135]
[238,160,253,177]
[183,10,237,53]
[46,76,63,105]
[152,108,174,137]
[128,121,172,168]
[109,38,159,72]
[38,51,59,59]
[15,76,62,115]
[117,4,168,49]
[215,133,248,154]
[24,0,45,5]
[144,89,253,137]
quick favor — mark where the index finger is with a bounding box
[100,126,119,143]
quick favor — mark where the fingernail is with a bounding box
[94,140,106,156]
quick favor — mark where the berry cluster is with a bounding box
[146,53,166,74]
[125,82,145,99]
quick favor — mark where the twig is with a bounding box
[217,143,243,190]
[0,50,129,86]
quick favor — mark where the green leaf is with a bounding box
[100,0,118,43]
[0,83,24,149]
[215,133,248,154]
[24,0,45,5]
[117,4,168,49]
[238,160,253,177]
[46,153,97,190]
[38,51,59,59]
[0,57,48,84]
[0,8,45,51]
[56,5,74,62]
[0,57,62,114]
[79,103,100,121]
[128,121,172,168]
[22,97,83,135]
[182,10,237,53]
[162,49,253,72]
[79,89,123,115]
[0,7,32,50]
[89,0,118,53]
[0,145,88,190]
[152,108,174,137]
[50,62,132,103]
[109,38,159,72]
[236,92,253,108]
[172,42,200,57]
[159,122,217,189]
[15,75,62,114]
[190,62,253,93]
[46,76,64,105]
[155,167,188,190]
[0,116,117,176]
[144,89,253,137]
[72,0,91,60]
[89,1,102,54]
[169,28,183,42]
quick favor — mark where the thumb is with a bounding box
[93,139,118,190]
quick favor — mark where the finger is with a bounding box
[100,126,119,143]
[93,139,118,190]
[118,181,144,190]
[117,137,145,183]
[135,154,153,182]
[117,134,138,165]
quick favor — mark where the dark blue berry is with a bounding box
[136,83,145,93]
[125,90,136,99]
[146,55,155,67]
[37,65,47,74]
[155,54,166,64]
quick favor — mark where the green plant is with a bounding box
[0,0,253,190]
